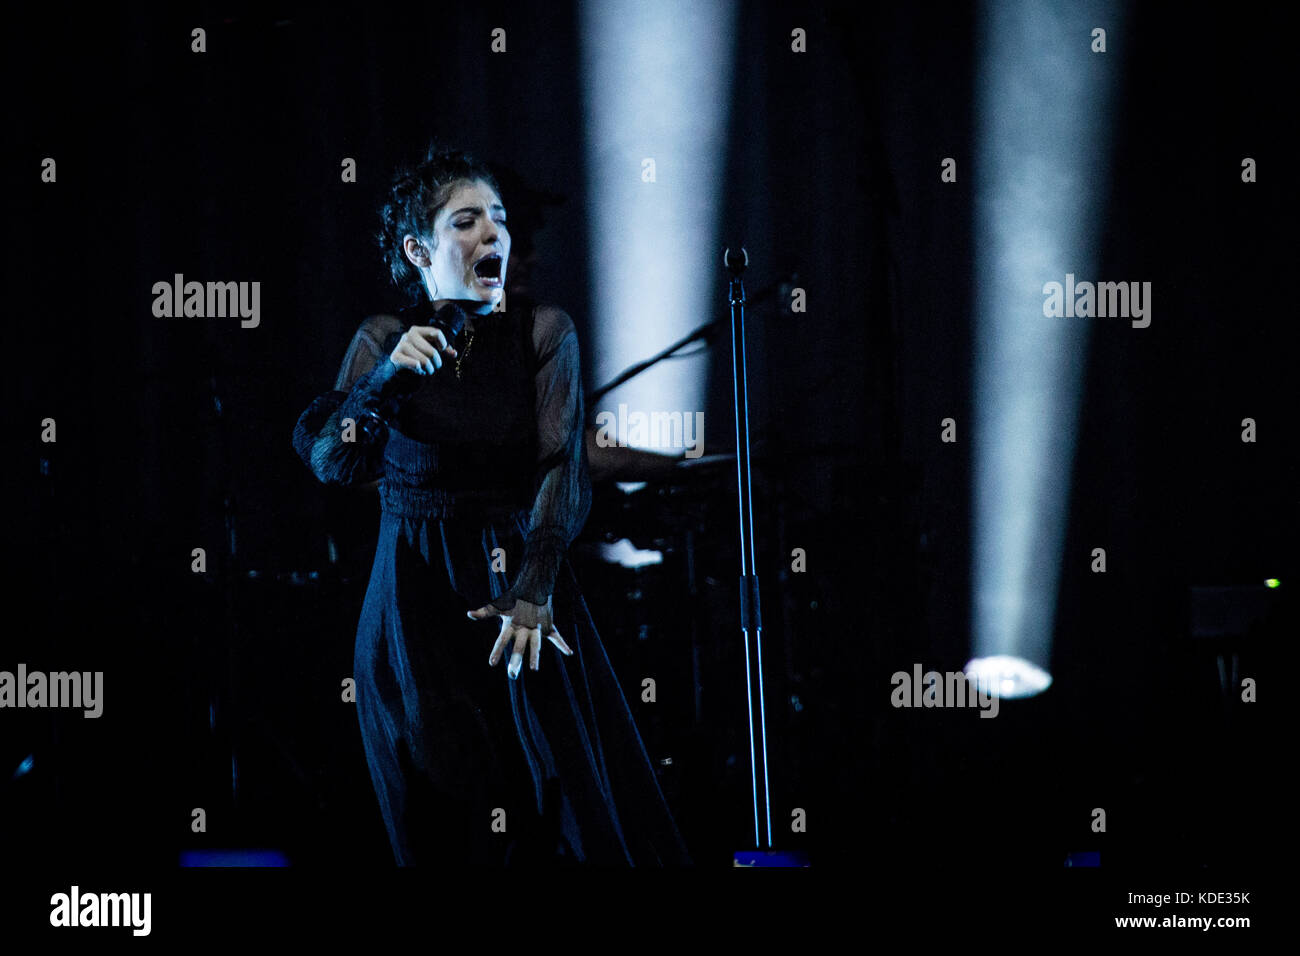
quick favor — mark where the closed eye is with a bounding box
[455,214,507,229]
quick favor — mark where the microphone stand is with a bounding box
[725,246,772,850]
[584,261,786,853]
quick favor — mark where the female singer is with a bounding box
[292,144,691,866]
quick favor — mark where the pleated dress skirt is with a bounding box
[352,508,693,867]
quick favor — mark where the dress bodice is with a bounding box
[376,297,540,517]
[291,291,592,609]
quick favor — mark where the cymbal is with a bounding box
[674,453,734,470]
[586,443,735,483]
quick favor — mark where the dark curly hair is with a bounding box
[376,142,503,305]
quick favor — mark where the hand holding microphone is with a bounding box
[388,302,468,376]
[352,303,470,446]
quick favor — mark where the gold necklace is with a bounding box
[456,332,475,380]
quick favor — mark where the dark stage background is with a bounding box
[5,0,1293,909]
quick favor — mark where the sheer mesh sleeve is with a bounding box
[291,315,412,487]
[497,305,593,610]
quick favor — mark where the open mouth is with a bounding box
[473,253,503,284]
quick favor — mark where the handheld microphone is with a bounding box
[430,301,469,347]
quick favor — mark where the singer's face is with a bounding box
[423,179,510,312]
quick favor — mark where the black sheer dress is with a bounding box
[291,294,692,866]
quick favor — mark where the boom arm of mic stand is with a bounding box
[589,321,719,405]
[587,273,790,406]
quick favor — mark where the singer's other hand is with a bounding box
[468,596,574,680]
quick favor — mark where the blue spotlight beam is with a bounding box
[726,247,773,849]
[578,0,735,442]
[971,0,1124,688]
